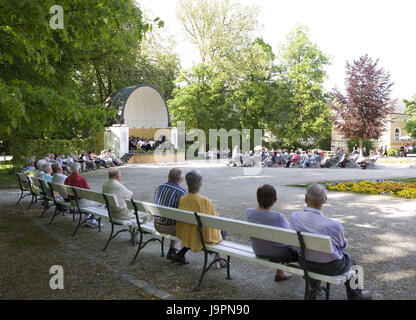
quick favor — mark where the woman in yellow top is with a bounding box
[173,169,224,265]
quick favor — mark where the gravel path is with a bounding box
[1,161,415,300]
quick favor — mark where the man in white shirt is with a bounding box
[108,150,121,166]
[51,163,68,185]
[102,168,135,220]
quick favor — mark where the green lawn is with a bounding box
[0,163,18,189]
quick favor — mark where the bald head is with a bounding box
[305,184,327,209]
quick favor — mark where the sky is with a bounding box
[137,0,416,100]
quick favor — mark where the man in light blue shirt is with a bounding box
[290,184,371,300]
[21,158,36,174]
[38,162,53,183]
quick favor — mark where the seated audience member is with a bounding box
[357,150,379,170]
[38,162,53,183]
[64,153,75,167]
[320,151,341,168]
[174,170,224,265]
[51,163,68,185]
[338,150,360,168]
[102,168,135,220]
[51,163,67,198]
[246,185,299,282]
[100,150,113,167]
[81,151,95,171]
[90,150,107,168]
[153,168,187,259]
[24,160,39,178]
[36,158,47,174]
[302,151,319,168]
[65,162,90,191]
[55,154,63,165]
[108,150,122,166]
[289,184,371,300]
[44,153,55,163]
[21,158,36,174]
[289,150,301,167]
[65,162,99,228]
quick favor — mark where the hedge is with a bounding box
[9,137,99,169]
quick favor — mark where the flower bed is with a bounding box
[324,180,416,199]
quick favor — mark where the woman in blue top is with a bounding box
[246,184,298,282]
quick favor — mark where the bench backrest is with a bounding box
[30,176,41,187]
[38,179,54,200]
[16,172,30,190]
[66,186,119,207]
[50,183,68,199]
[126,199,334,254]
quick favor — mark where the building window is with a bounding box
[395,128,400,141]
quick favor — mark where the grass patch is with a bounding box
[0,174,18,190]
[0,163,18,189]
[1,217,61,251]
[0,223,13,232]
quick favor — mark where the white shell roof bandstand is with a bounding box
[107,84,170,129]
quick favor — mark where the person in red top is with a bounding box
[65,162,90,190]
[65,162,99,228]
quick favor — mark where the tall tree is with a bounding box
[169,64,239,132]
[176,0,259,68]
[0,0,165,145]
[272,25,331,147]
[404,95,416,138]
[330,54,396,155]
[170,0,266,139]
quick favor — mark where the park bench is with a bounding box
[15,173,33,206]
[64,186,162,252]
[15,175,357,299]
[23,175,43,211]
[47,183,75,225]
[29,177,60,219]
[125,199,356,299]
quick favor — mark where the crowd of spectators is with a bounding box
[228,146,380,170]
[21,150,122,178]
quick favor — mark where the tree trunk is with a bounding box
[359,139,363,157]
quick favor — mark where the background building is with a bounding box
[331,101,416,152]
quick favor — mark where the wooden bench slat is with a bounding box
[66,186,119,208]
[199,214,334,254]
[127,201,197,225]
[50,183,69,198]
[81,206,108,217]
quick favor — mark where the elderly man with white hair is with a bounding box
[102,168,135,220]
[51,162,68,185]
[38,162,53,183]
[289,184,371,300]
